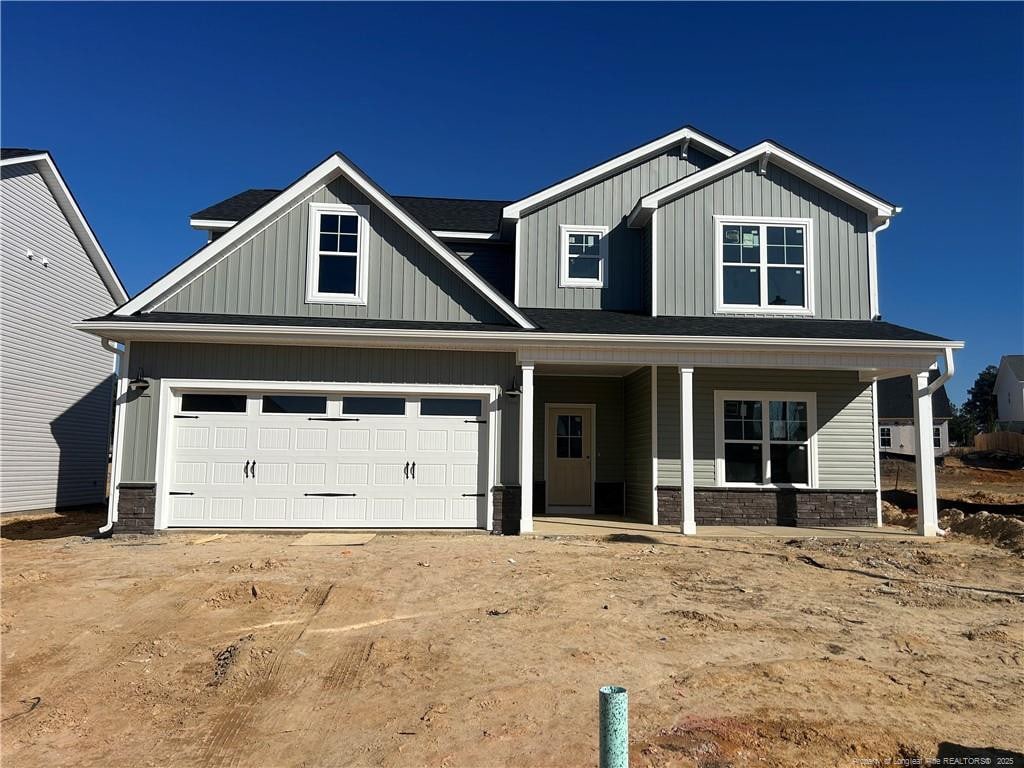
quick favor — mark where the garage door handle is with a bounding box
[244,460,250,478]
[304,492,357,497]
[308,417,360,422]
[251,460,256,479]
[404,461,410,479]
[410,462,415,479]
[462,493,484,497]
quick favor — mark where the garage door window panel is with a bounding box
[180,393,247,413]
[261,395,328,414]
[343,397,407,416]
[420,398,482,417]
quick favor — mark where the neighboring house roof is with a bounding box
[501,125,736,219]
[1000,355,1024,381]
[191,190,510,234]
[116,152,534,328]
[1,147,48,160]
[628,140,899,227]
[0,149,128,304]
[94,307,949,344]
[877,370,954,419]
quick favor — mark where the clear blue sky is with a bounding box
[3,2,1021,402]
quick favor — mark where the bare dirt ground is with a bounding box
[882,456,1024,508]
[2,511,1023,768]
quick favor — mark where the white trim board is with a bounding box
[628,141,899,228]
[542,402,597,515]
[150,379,500,532]
[1,151,128,304]
[502,125,735,220]
[115,153,534,329]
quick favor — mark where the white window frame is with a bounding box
[714,390,819,488]
[305,202,370,305]
[879,425,892,449]
[713,215,815,316]
[932,425,941,449]
[559,224,608,288]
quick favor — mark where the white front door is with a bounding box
[164,390,487,528]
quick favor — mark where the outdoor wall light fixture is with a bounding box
[504,378,522,397]
[128,368,150,392]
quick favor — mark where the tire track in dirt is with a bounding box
[191,583,335,768]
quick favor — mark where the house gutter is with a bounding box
[98,338,127,535]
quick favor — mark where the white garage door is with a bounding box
[164,391,488,528]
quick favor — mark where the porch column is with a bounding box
[679,367,696,535]
[519,362,535,533]
[911,370,939,536]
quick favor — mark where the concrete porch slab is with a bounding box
[530,515,929,540]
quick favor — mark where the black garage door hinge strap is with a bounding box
[304,492,357,497]
[461,493,484,497]
[308,417,360,422]
[464,419,487,424]
[169,491,195,496]
[174,415,199,419]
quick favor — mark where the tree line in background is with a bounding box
[948,365,999,446]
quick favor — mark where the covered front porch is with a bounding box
[530,514,930,540]
[514,343,954,538]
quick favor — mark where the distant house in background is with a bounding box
[994,355,1024,433]
[877,371,953,457]
[0,149,127,513]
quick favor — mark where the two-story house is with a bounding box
[78,125,962,537]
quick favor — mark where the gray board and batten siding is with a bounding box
[156,177,508,324]
[118,343,521,486]
[623,367,653,521]
[0,162,119,512]
[656,367,876,490]
[655,160,872,319]
[517,145,718,311]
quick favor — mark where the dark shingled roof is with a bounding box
[191,189,509,233]
[877,370,954,419]
[1,148,47,160]
[1001,355,1024,381]
[522,308,950,342]
[98,308,949,344]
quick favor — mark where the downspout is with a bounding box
[927,346,956,395]
[98,338,126,534]
[868,218,891,320]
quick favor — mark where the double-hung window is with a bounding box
[716,391,816,487]
[306,202,369,304]
[715,216,813,314]
[933,426,941,449]
[879,425,892,449]
[559,224,608,288]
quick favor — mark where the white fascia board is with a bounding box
[501,126,735,220]
[74,319,965,357]
[433,230,502,242]
[628,142,898,228]
[116,154,534,329]
[2,152,129,304]
[189,218,236,231]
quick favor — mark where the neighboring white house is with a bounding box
[877,371,952,457]
[0,148,128,513]
[994,355,1024,432]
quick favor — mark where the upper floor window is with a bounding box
[306,202,369,304]
[559,224,608,288]
[714,216,814,315]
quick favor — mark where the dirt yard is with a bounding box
[882,455,1024,510]
[2,512,1023,767]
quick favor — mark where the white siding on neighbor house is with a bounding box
[0,164,118,513]
[994,363,1024,423]
[879,420,950,457]
[657,367,877,489]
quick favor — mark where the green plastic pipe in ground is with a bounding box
[599,685,628,768]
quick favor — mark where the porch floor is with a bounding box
[530,515,928,540]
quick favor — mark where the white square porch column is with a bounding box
[911,370,939,537]
[519,363,535,533]
[679,366,696,535]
